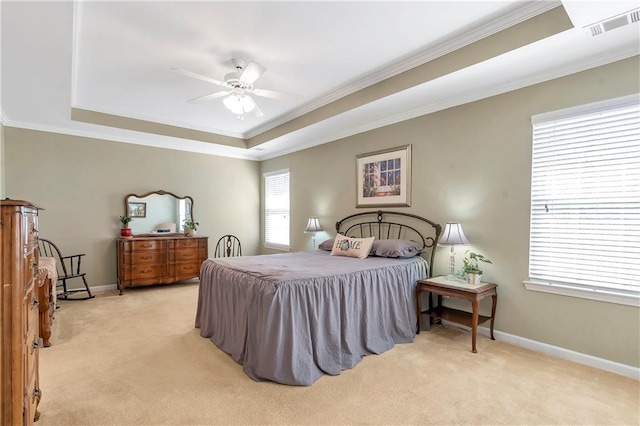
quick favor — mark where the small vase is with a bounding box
[185,228,196,237]
[466,272,482,285]
[121,227,132,237]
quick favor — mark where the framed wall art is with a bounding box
[356,144,411,208]
[128,202,147,218]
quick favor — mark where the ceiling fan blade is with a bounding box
[251,88,300,101]
[239,62,266,84]
[188,90,231,103]
[172,68,224,86]
[252,102,265,118]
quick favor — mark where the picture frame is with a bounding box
[128,202,147,218]
[356,144,411,208]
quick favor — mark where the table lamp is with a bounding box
[438,222,470,280]
[304,217,323,250]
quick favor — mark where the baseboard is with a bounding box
[440,320,639,380]
[90,283,119,293]
[87,279,200,294]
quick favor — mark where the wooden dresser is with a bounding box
[116,235,208,294]
[1,200,43,424]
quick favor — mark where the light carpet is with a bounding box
[37,282,639,425]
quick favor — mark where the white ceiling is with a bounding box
[1,1,639,161]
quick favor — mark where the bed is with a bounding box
[195,210,441,385]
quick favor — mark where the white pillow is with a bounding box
[330,234,375,259]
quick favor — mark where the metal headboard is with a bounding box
[335,210,442,277]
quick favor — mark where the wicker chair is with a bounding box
[37,238,94,300]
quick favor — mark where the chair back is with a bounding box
[214,235,242,258]
[38,238,68,277]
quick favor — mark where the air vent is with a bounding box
[584,7,640,36]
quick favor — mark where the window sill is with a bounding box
[264,243,290,252]
[523,280,639,307]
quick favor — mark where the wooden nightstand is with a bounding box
[416,276,498,353]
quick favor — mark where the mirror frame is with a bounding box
[123,190,194,234]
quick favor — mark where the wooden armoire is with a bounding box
[1,199,43,424]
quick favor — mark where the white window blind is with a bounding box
[264,169,290,250]
[527,94,640,306]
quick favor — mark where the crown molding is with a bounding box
[246,0,562,139]
[258,48,637,161]
[71,102,246,139]
[2,118,258,160]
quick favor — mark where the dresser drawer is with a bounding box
[23,286,38,337]
[175,248,199,262]
[132,240,163,251]
[177,239,199,248]
[23,209,38,246]
[25,321,39,382]
[124,251,167,265]
[25,251,38,291]
[24,370,40,424]
[126,264,167,280]
[175,262,201,276]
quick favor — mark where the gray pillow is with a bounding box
[371,239,421,258]
[318,238,335,251]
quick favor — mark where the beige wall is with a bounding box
[3,57,638,368]
[4,128,261,289]
[261,56,640,367]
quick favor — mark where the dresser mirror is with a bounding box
[123,190,193,235]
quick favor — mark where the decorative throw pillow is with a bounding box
[372,239,422,258]
[330,234,375,259]
[318,238,334,251]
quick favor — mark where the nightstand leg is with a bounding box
[416,287,422,334]
[471,299,479,354]
[490,293,497,340]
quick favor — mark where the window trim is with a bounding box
[263,169,290,251]
[525,93,640,307]
[524,280,639,307]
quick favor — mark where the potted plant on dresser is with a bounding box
[462,251,492,285]
[119,215,133,237]
[184,219,199,237]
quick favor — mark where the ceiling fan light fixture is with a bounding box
[223,91,256,118]
[240,95,256,112]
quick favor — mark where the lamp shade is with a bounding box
[304,217,323,233]
[439,222,470,245]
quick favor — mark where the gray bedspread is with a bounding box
[195,250,428,385]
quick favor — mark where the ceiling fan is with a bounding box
[173,58,298,120]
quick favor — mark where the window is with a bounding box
[526,94,640,307]
[264,169,290,250]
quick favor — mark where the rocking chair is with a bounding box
[37,238,94,300]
